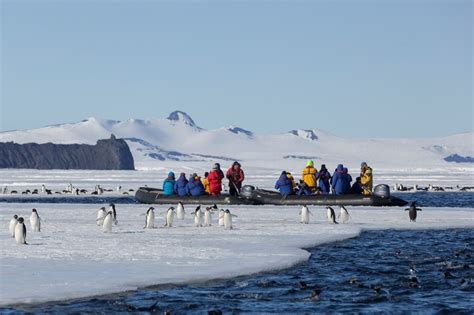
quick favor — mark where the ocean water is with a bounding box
[1,192,473,314]
[4,228,473,314]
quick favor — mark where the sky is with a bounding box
[0,0,472,138]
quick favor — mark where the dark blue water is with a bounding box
[392,192,474,208]
[1,192,472,208]
[3,229,473,314]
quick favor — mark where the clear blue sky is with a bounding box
[1,0,472,138]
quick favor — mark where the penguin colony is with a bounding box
[7,201,422,244]
[0,184,135,196]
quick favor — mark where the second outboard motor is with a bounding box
[240,185,255,200]
[373,184,390,198]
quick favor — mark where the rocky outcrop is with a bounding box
[0,135,135,170]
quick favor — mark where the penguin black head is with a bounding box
[167,207,174,212]
[195,205,201,211]
[13,214,18,219]
[32,208,37,213]
[212,204,218,209]
[225,209,230,214]
[107,211,113,215]
[411,201,417,207]
[109,203,115,208]
[100,207,106,210]
[18,217,24,223]
[149,207,155,211]
[178,201,183,206]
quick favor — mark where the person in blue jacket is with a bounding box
[275,171,294,197]
[162,171,176,196]
[316,164,331,194]
[185,174,205,196]
[331,164,346,194]
[343,167,353,193]
[174,172,188,197]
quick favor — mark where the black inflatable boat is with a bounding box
[135,184,407,207]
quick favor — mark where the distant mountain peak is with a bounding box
[288,129,318,141]
[227,126,254,137]
[167,111,200,129]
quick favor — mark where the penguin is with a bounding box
[164,207,176,227]
[109,203,118,225]
[405,201,422,222]
[117,185,122,193]
[144,207,155,229]
[14,217,27,245]
[96,207,106,226]
[299,206,312,224]
[9,215,19,238]
[326,206,338,224]
[204,207,214,227]
[41,184,46,194]
[338,206,350,224]
[218,209,225,226]
[30,208,41,232]
[176,201,185,220]
[409,266,418,284]
[223,209,237,230]
[2,186,7,194]
[193,206,203,227]
[102,211,114,232]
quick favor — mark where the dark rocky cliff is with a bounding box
[0,135,135,170]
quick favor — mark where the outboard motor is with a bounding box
[240,185,255,200]
[373,184,390,198]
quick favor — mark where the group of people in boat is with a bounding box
[162,161,245,197]
[275,160,373,196]
[161,159,372,198]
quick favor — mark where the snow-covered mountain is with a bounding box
[0,110,472,170]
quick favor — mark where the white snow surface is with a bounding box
[0,203,473,306]
[0,111,472,171]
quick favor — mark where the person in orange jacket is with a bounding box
[208,164,224,196]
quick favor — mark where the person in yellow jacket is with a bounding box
[201,172,210,195]
[302,160,318,191]
[286,171,297,191]
[360,162,373,195]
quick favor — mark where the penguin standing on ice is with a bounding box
[102,211,114,232]
[326,206,338,224]
[405,202,422,222]
[223,209,237,230]
[144,207,155,229]
[218,209,225,226]
[96,207,106,226]
[204,207,214,227]
[109,203,118,225]
[14,217,27,245]
[176,202,185,220]
[164,207,176,227]
[338,206,351,224]
[30,209,41,232]
[9,215,19,238]
[193,206,203,227]
[300,206,312,224]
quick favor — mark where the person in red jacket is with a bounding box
[207,163,224,196]
[226,161,245,196]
